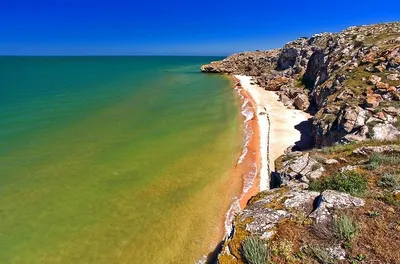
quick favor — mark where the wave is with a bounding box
[222,84,259,237]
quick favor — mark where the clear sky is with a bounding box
[1,0,399,56]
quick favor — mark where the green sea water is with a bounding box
[0,56,241,263]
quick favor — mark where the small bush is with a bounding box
[380,192,400,206]
[367,211,380,217]
[333,215,358,242]
[377,173,400,189]
[241,236,269,264]
[322,143,355,154]
[369,153,400,167]
[305,245,335,264]
[309,171,368,196]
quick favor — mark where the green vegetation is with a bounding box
[333,215,358,242]
[305,245,335,264]
[367,211,381,218]
[380,192,400,206]
[370,153,400,166]
[377,173,400,189]
[309,171,368,197]
[322,142,356,155]
[241,236,270,264]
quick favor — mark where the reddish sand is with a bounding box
[232,76,261,209]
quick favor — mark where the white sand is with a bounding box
[235,75,310,191]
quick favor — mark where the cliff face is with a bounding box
[202,22,400,147]
[201,22,400,264]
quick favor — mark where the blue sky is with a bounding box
[1,0,399,55]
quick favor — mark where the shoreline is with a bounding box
[234,75,311,190]
[221,74,310,237]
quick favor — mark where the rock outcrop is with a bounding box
[201,22,400,264]
[202,22,400,147]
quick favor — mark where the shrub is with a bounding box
[380,192,400,206]
[333,215,358,242]
[369,153,400,167]
[309,171,368,196]
[367,211,380,217]
[241,236,269,264]
[305,245,335,264]
[377,173,400,189]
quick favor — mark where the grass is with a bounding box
[367,211,381,218]
[380,192,400,206]
[309,171,368,197]
[322,142,356,155]
[377,173,400,189]
[305,245,335,264]
[370,153,400,165]
[333,215,358,242]
[241,236,270,264]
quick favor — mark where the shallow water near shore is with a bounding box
[0,56,242,263]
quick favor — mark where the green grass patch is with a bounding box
[322,142,356,155]
[380,192,400,206]
[309,171,368,197]
[241,236,270,264]
[377,173,400,189]
[304,245,335,264]
[333,215,358,242]
[369,153,400,167]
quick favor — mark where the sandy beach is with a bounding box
[234,75,310,191]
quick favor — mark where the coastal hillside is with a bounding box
[202,22,400,147]
[201,22,400,263]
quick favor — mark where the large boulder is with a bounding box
[277,153,325,185]
[372,123,400,141]
[309,190,365,224]
[293,93,310,110]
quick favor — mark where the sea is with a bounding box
[0,56,242,263]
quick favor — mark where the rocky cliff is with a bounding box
[201,22,400,264]
[202,22,400,147]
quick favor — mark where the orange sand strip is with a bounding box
[232,76,261,209]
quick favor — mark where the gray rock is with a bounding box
[278,153,325,185]
[327,245,346,260]
[340,165,357,172]
[372,123,400,141]
[387,73,399,81]
[310,190,365,224]
[367,74,382,84]
[325,159,339,165]
[353,145,400,156]
[284,190,320,213]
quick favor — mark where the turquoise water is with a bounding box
[0,56,241,263]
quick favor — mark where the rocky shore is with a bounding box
[201,22,400,263]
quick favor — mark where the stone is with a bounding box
[340,165,357,172]
[375,81,389,90]
[327,245,346,260]
[279,93,292,106]
[374,65,385,72]
[277,47,299,70]
[284,190,320,213]
[293,93,310,110]
[239,190,291,236]
[278,153,325,184]
[387,73,399,81]
[383,106,400,116]
[325,159,339,165]
[372,123,400,141]
[310,190,365,224]
[367,75,382,85]
[364,94,382,108]
[353,145,400,156]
